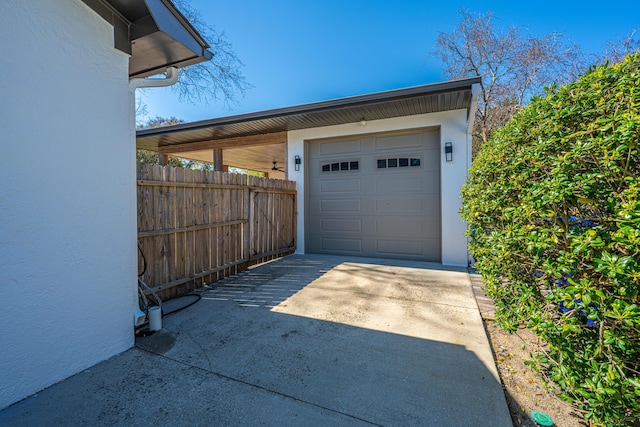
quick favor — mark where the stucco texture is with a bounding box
[0,0,135,409]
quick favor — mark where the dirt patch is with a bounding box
[484,321,588,427]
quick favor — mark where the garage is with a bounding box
[137,77,481,266]
[306,128,441,261]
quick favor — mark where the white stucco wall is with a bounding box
[0,0,135,409]
[287,110,470,266]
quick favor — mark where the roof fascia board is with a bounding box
[467,83,481,135]
[82,0,212,77]
[144,0,211,55]
[138,77,482,137]
[149,0,210,49]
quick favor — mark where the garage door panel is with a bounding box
[307,129,441,261]
[309,179,362,197]
[374,217,440,238]
[375,219,424,234]
[376,239,424,256]
[320,237,362,253]
[372,239,441,259]
[318,139,361,155]
[375,198,423,214]
[319,179,361,193]
[307,217,363,234]
[374,199,440,217]
[374,133,423,150]
[374,175,425,193]
[375,172,440,194]
[321,218,362,232]
[319,199,361,213]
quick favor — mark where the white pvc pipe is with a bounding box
[129,67,179,90]
[148,306,162,331]
[129,67,178,328]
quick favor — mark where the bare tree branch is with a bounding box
[597,27,640,64]
[169,0,252,107]
[434,9,586,155]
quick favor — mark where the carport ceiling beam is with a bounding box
[158,131,287,154]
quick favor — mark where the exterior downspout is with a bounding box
[129,66,179,90]
[128,67,179,327]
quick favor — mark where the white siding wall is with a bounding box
[287,110,470,266]
[0,0,135,408]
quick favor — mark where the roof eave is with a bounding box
[81,0,212,78]
[138,77,481,138]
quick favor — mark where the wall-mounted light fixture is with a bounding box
[445,142,453,162]
[294,155,301,171]
[360,118,367,126]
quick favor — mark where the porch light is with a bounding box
[445,142,453,162]
[294,155,301,171]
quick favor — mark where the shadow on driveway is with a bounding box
[0,254,512,426]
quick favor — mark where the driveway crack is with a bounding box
[136,346,382,426]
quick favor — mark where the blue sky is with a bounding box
[138,1,640,124]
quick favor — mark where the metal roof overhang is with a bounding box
[82,0,212,78]
[136,77,482,151]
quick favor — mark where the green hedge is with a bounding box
[461,54,640,426]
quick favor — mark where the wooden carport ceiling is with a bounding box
[136,77,481,175]
[172,144,285,174]
[158,132,287,177]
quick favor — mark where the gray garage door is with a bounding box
[306,129,441,261]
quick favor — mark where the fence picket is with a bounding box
[137,163,296,300]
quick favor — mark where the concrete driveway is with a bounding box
[0,254,511,426]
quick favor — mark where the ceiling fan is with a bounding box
[271,161,285,172]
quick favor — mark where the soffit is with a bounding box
[136,77,481,151]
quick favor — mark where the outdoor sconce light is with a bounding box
[445,142,453,162]
[294,155,301,171]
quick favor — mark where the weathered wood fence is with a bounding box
[137,163,297,300]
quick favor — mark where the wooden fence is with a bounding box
[137,163,297,300]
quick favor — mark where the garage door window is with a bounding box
[377,157,421,169]
[322,160,359,172]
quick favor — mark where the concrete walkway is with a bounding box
[0,254,511,426]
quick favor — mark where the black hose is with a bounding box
[135,242,202,336]
[138,243,147,277]
[162,293,202,316]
